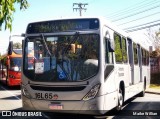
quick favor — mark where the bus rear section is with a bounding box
[0,49,22,86]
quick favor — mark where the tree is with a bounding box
[13,42,22,49]
[0,0,29,31]
[150,47,160,58]
[0,53,2,59]
[151,28,160,57]
[154,29,160,48]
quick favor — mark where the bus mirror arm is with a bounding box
[21,33,25,37]
[105,31,114,52]
[8,41,13,55]
[108,40,114,52]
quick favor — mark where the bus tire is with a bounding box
[6,76,8,86]
[116,88,123,111]
[138,81,146,97]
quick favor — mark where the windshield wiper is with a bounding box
[41,34,52,57]
[41,34,53,70]
[62,31,79,55]
[59,32,80,81]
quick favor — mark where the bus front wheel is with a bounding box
[138,81,146,97]
[116,89,123,111]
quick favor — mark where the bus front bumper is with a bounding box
[22,95,105,115]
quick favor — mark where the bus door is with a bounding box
[127,38,134,85]
[103,26,117,110]
[137,45,142,82]
[133,43,140,84]
[1,58,8,83]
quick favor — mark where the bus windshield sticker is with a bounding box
[35,61,44,74]
[58,71,66,80]
[28,42,34,51]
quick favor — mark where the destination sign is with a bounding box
[26,18,99,34]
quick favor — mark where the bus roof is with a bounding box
[26,16,146,49]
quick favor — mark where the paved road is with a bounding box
[95,93,160,119]
[0,84,47,119]
[31,93,160,119]
[0,84,21,110]
[0,83,160,119]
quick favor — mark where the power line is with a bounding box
[107,0,149,18]
[73,3,88,16]
[117,11,160,26]
[108,0,160,19]
[125,22,160,32]
[123,19,160,30]
[112,4,160,22]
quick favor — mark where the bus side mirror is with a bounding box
[21,33,25,37]
[105,32,114,52]
[22,40,25,53]
[108,40,114,52]
[8,41,13,55]
[6,56,10,65]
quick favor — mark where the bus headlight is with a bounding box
[22,87,32,98]
[82,84,101,101]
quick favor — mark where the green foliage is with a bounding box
[150,48,160,58]
[115,35,122,62]
[150,84,160,89]
[133,43,138,64]
[0,0,29,31]
[155,29,160,37]
[13,42,22,49]
[122,38,128,63]
[0,53,2,59]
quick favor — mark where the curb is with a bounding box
[145,91,160,95]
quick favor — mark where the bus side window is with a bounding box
[133,43,138,65]
[105,37,113,64]
[122,37,128,63]
[114,33,123,63]
[146,51,149,65]
[142,49,145,65]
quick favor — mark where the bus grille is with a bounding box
[30,85,86,91]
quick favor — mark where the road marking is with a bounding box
[0,86,20,100]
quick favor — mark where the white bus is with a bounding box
[21,17,150,115]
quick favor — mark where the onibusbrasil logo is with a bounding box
[1,111,42,117]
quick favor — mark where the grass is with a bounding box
[150,73,160,89]
[149,84,160,89]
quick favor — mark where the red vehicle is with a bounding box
[0,41,22,86]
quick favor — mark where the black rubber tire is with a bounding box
[116,88,123,111]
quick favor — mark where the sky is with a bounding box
[0,0,160,54]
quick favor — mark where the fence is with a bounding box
[150,57,160,74]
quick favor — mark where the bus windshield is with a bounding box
[23,34,99,82]
[10,57,22,71]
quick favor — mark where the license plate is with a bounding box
[49,104,63,110]
[35,93,53,100]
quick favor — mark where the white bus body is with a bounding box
[21,17,150,115]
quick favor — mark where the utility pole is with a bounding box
[73,3,88,16]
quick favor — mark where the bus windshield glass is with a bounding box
[10,58,22,71]
[13,49,22,55]
[23,34,99,82]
